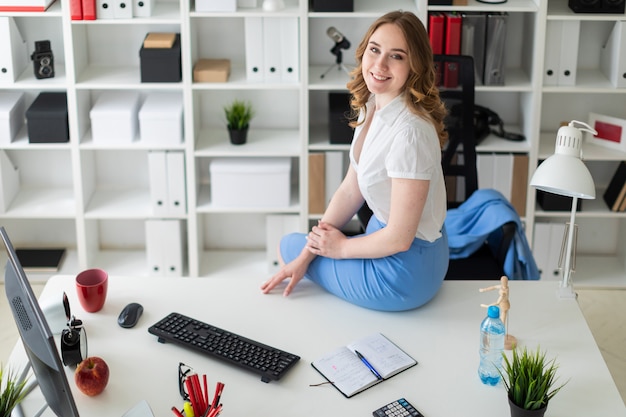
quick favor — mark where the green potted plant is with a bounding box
[224,99,254,145]
[0,365,29,417]
[499,346,567,417]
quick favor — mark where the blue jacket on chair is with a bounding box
[444,188,540,280]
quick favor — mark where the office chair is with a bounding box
[356,55,514,280]
[436,54,515,280]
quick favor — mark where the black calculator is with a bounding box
[372,398,424,417]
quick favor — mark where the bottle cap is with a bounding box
[487,305,500,318]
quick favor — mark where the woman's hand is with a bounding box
[261,253,311,297]
[306,221,347,258]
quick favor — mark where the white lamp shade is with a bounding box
[531,121,596,199]
[531,154,596,199]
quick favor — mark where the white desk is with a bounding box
[10,276,626,417]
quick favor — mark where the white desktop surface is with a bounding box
[10,276,626,417]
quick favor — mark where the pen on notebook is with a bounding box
[354,350,383,380]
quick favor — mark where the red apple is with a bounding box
[74,356,110,396]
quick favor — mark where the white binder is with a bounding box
[0,149,19,213]
[476,153,494,189]
[132,0,153,17]
[600,20,626,88]
[460,13,486,85]
[244,17,264,82]
[166,151,187,216]
[162,219,185,276]
[279,17,299,83]
[543,21,561,86]
[148,151,169,216]
[484,13,507,86]
[493,153,513,201]
[266,214,299,273]
[263,17,282,83]
[0,17,28,83]
[96,0,115,18]
[114,0,133,18]
[533,222,565,281]
[145,219,185,276]
[558,20,580,86]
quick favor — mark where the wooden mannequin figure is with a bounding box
[480,276,517,350]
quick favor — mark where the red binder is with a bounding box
[444,12,462,88]
[82,0,96,20]
[428,13,445,86]
[70,0,83,20]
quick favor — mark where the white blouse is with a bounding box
[350,94,446,242]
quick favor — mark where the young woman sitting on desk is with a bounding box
[261,10,449,312]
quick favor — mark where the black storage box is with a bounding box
[537,190,582,211]
[311,0,353,12]
[139,33,182,83]
[328,92,354,144]
[25,92,69,143]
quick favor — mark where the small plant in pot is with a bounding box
[0,365,29,417]
[224,99,254,145]
[499,346,567,417]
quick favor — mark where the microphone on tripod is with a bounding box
[320,26,352,79]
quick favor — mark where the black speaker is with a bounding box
[568,0,625,13]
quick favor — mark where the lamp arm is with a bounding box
[562,196,578,293]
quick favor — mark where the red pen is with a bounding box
[210,382,224,411]
[191,374,206,412]
[203,374,209,410]
[171,406,184,417]
[207,404,222,417]
[185,377,201,417]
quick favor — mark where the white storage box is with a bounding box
[210,157,291,207]
[195,0,236,12]
[90,91,140,144]
[0,92,24,144]
[139,93,183,145]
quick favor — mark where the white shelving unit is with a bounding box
[0,0,624,286]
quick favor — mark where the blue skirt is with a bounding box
[280,216,449,311]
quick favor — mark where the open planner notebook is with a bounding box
[311,333,417,398]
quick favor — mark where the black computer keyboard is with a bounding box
[148,312,300,383]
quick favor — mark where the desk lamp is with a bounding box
[530,120,597,299]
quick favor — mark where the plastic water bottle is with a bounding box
[478,305,506,386]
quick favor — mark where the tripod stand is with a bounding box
[320,45,351,79]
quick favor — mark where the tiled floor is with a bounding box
[1,284,624,405]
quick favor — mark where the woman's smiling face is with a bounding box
[361,22,411,109]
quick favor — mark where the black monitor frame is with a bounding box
[1,226,80,417]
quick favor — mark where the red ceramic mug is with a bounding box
[76,269,108,313]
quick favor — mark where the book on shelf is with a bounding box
[311,333,417,398]
[603,160,626,212]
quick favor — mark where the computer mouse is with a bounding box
[118,303,143,328]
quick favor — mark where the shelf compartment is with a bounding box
[71,23,182,87]
[0,149,74,218]
[83,218,155,276]
[195,128,300,156]
[195,156,300,213]
[191,89,300,132]
[74,89,186,148]
[70,0,182,23]
[80,149,151,218]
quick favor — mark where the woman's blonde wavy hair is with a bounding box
[346,10,448,148]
